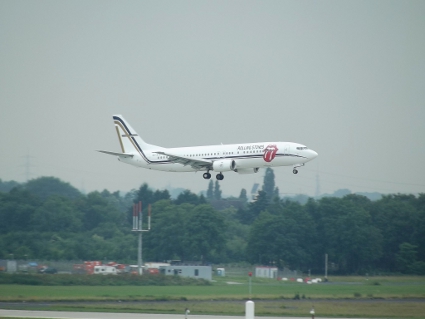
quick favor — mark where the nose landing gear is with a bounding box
[293,163,305,174]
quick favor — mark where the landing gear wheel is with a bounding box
[216,173,224,180]
[203,172,211,179]
[293,169,298,174]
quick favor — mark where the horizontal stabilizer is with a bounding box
[97,150,134,158]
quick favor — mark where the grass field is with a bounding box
[1,276,425,318]
[1,276,425,301]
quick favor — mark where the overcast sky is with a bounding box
[1,0,424,198]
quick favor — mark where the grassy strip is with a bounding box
[0,273,210,286]
[1,279,425,302]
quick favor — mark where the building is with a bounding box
[255,266,278,279]
[159,265,212,280]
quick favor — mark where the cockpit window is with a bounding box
[296,147,308,150]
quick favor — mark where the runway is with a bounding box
[0,309,367,319]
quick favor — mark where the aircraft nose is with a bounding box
[309,149,318,159]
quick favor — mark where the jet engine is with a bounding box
[234,168,260,174]
[212,159,236,172]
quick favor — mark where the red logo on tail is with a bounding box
[263,144,278,162]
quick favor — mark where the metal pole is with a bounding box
[132,201,151,276]
[138,201,142,275]
[138,232,142,275]
[248,272,252,299]
[325,253,328,280]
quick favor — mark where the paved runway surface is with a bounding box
[0,309,367,319]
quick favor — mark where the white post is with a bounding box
[245,300,254,319]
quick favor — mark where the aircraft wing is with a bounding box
[97,150,134,158]
[154,151,212,170]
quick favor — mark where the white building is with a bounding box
[255,266,278,279]
[159,265,212,280]
[93,265,117,275]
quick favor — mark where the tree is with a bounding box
[0,188,40,232]
[144,200,187,261]
[316,197,383,274]
[396,242,418,273]
[220,207,250,262]
[273,187,280,200]
[175,190,206,205]
[206,180,214,200]
[247,190,268,223]
[238,188,248,204]
[247,202,317,270]
[130,183,171,225]
[24,177,82,200]
[76,191,126,231]
[182,204,226,262]
[214,181,222,200]
[153,189,171,202]
[144,201,226,263]
[0,179,20,193]
[31,196,83,232]
[370,194,419,271]
[262,168,276,202]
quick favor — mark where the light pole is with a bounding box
[248,271,252,299]
[132,201,151,275]
[325,253,328,280]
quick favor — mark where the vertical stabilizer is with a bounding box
[112,114,156,155]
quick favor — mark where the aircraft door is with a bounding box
[283,144,289,156]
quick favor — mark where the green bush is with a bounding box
[0,273,211,286]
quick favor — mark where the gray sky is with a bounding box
[1,0,424,198]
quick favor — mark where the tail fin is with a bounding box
[112,114,157,154]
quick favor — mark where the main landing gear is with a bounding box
[202,171,224,180]
[203,172,211,179]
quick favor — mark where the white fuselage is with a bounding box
[118,141,317,172]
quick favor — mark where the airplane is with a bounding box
[98,114,318,180]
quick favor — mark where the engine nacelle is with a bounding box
[234,168,260,174]
[212,159,236,172]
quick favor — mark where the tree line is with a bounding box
[0,174,424,275]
